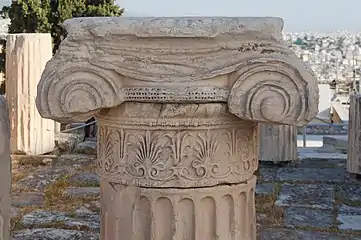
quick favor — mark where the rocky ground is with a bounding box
[257,148,361,239]
[9,132,361,239]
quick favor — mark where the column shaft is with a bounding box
[6,33,56,155]
[0,96,10,240]
[347,94,361,174]
[96,103,259,240]
[259,124,298,162]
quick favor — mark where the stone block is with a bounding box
[276,167,346,183]
[259,124,297,162]
[275,183,334,210]
[318,135,348,154]
[55,132,84,153]
[284,207,333,229]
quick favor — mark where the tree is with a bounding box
[294,37,305,46]
[0,0,123,93]
[1,0,123,52]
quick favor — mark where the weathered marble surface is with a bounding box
[260,124,297,162]
[347,94,361,175]
[0,96,10,240]
[6,34,56,155]
[35,17,319,240]
[36,17,319,126]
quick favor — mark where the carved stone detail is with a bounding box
[35,17,319,240]
[96,103,258,188]
[36,17,319,126]
[100,176,256,240]
[228,58,318,126]
[36,62,123,122]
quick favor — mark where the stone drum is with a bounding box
[347,94,361,177]
[6,34,57,155]
[259,124,298,163]
[36,17,319,240]
[0,95,11,240]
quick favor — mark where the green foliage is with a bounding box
[0,0,123,93]
[294,37,306,46]
[1,0,123,52]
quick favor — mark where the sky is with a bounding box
[117,0,361,32]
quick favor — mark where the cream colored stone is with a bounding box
[97,103,258,239]
[55,122,61,133]
[36,17,319,240]
[347,94,361,175]
[0,96,11,240]
[101,176,256,240]
[259,124,297,162]
[36,17,318,126]
[96,103,258,188]
[6,33,56,155]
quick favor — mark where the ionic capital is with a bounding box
[36,17,318,126]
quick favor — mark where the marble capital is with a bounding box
[35,17,320,240]
[36,17,319,126]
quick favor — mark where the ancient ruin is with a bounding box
[347,94,361,176]
[36,17,319,239]
[0,96,11,240]
[259,124,298,163]
[6,34,57,155]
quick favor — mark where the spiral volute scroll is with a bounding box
[36,61,123,122]
[228,57,319,126]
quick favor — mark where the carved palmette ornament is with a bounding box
[96,103,258,188]
[36,17,319,126]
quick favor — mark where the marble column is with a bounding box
[0,96,11,240]
[97,102,258,239]
[6,33,56,155]
[347,94,361,176]
[259,124,298,163]
[36,17,319,240]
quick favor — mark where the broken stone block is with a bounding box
[55,132,85,153]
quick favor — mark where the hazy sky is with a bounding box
[118,0,361,32]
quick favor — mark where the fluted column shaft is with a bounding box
[6,33,56,155]
[259,124,298,162]
[347,94,361,175]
